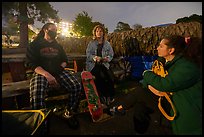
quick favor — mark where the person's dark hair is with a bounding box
[184,36,202,69]
[162,35,186,55]
[163,35,202,68]
[33,22,56,42]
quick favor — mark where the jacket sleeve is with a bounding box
[143,59,201,92]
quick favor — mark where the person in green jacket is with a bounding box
[142,35,202,135]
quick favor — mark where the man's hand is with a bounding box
[44,72,59,88]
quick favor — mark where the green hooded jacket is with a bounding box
[142,54,202,135]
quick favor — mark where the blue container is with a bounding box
[125,56,158,79]
[125,56,144,80]
[142,56,158,70]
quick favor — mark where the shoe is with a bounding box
[100,97,107,104]
[109,97,115,103]
[109,105,125,116]
[101,103,107,109]
[60,108,79,129]
[67,115,79,129]
[106,97,115,106]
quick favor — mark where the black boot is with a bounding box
[67,115,79,129]
[61,106,80,130]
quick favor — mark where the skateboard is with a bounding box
[81,71,103,122]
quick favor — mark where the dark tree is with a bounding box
[2,2,60,47]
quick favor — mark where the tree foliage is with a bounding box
[2,16,19,35]
[114,21,132,32]
[176,14,202,24]
[72,11,108,37]
[2,2,60,25]
[2,2,60,47]
[72,11,93,37]
[132,23,143,30]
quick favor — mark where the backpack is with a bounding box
[150,59,176,121]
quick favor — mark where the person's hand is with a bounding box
[102,56,109,62]
[43,72,59,88]
[60,66,65,71]
[96,56,102,62]
[60,62,67,68]
[93,56,102,62]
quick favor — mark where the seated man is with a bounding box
[26,23,82,120]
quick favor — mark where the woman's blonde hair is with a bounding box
[92,25,106,41]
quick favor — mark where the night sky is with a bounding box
[34,2,202,33]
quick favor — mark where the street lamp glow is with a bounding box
[54,20,77,37]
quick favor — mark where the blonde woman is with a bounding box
[86,25,115,106]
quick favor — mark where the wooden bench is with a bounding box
[2,80,30,98]
[2,62,81,110]
[2,79,70,109]
[2,82,71,109]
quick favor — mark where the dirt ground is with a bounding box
[46,79,173,135]
[2,71,173,135]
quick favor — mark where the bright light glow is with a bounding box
[56,21,76,37]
